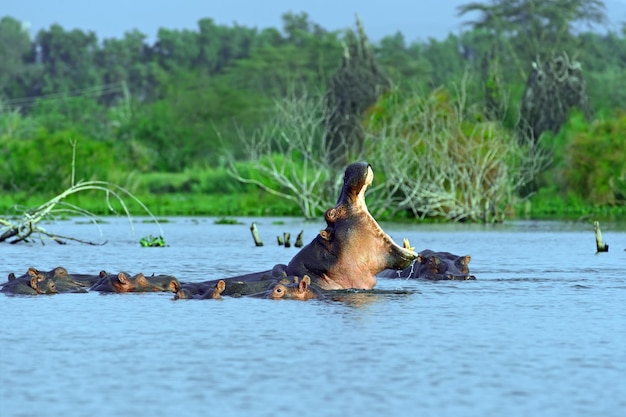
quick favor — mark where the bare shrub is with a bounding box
[366,79,547,222]
[226,90,351,219]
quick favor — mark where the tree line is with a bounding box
[1,0,625,220]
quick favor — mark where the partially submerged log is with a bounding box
[250,222,263,247]
[295,230,304,248]
[593,221,609,252]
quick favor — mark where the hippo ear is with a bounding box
[325,208,338,222]
[216,280,226,293]
[169,280,180,293]
[462,255,471,265]
[29,276,39,290]
[117,272,128,284]
[299,275,311,292]
[27,268,44,281]
[8,272,16,281]
[319,229,331,241]
[135,273,149,287]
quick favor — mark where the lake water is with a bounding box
[1,216,625,417]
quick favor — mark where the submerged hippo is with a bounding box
[285,162,417,290]
[1,266,93,295]
[173,280,226,300]
[259,275,323,300]
[379,249,476,281]
[91,272,180,293]
[1,269,57,295]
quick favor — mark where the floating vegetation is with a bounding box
[140,234,167,247]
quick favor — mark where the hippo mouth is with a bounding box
[348,163,418,268]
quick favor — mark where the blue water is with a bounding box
[1,217,625,417]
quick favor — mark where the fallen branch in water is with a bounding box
[0,180,163,245]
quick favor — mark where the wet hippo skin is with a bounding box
[379,249,476,281]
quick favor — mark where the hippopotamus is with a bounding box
[378,249,476,281]
[1,266,94,295]
[284,162,417,290]
[90,272,180,293]
[142,274,181,292]
[173,280,226,300]
[175,265,288,298]
[259,275,323,300]
[1,269,58,295]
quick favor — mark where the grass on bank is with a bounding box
[2,190,624,222]
[1,190,302,218]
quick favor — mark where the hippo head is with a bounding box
[172,280,225,300]
[265,276,320,300]
[91,272,151,293]
[418,250,476,281]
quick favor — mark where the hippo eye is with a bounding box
[275,287,283,293]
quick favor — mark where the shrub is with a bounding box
[365,84,545,222]
[562,111,626,205]
[1,128,122,193]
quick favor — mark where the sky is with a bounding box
[4,0,626,44]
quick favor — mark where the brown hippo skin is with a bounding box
[285,162,418,290]
[378,249,476,281]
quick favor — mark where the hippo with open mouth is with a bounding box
[284,161,418,290]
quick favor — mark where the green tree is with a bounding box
[96,30,161,104]
[325,16,390,168]
[226,13,342,97]
[458,0,608,81]
[35,24,101,94]
[153,27,199,72]
[376,32,433,86]
[0,17,42,99]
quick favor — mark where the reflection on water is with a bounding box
[1,217,625,417]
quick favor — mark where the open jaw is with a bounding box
[346,162,418,270]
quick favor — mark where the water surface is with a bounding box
[1,217,625,417]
